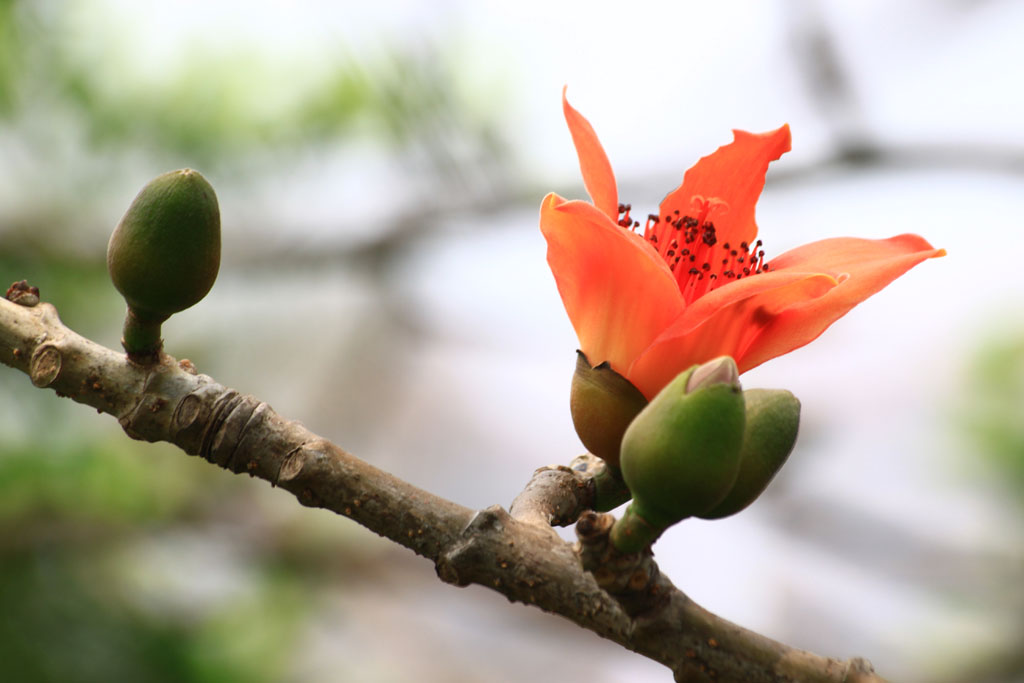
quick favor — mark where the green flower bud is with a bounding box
[107,169,221,359]
[698,388,800,520]
[618,356,746,531]
[108,169,220,318]
[569,350,648,468]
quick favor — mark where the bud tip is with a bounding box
[686,356,740,394]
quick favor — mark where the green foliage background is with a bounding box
[0,2,510,680]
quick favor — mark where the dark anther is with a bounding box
[702,227,717,247]
[617,203,635,228]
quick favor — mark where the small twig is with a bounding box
[509,463,593,526]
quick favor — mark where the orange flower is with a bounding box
[541,89,945,400]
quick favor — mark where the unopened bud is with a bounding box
[569,351,648,468]
[107,169,221,359]
[108,169,220,320]
[618,356,745,531]
[699,388,800,520]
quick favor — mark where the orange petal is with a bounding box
[626,272,837,398]
[733,235,946,372]
[540,192,683,376]
[659,125,791,250]
[562,87,619,223]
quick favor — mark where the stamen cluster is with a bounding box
[617,197,770,305]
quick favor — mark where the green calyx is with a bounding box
[569,350,648,469]
[107,169,221,359]
[618,357,746,532]
[698,388,801,520]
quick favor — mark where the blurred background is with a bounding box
[1,1,1022,681]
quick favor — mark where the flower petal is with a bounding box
[540,192,683,376]
[562,87,619,223]
[626,272,837,398]
[659,125,791,250]
[734,235,945,372]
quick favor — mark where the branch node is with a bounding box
[576,511,666,617]
[278,446,307,484]
[172,393,204,431]
[168,382,222,451]
[510,464,592,526]
[842,657,879,682]
[436,505,515,587]
[29,344,62,387]
[435,554,465,587]
[465,504,512,535]
[202,389,258,470]
[6,280,40,307]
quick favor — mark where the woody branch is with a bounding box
[0,293,883,683]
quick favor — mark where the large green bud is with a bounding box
[617,357,746,536]
[698,388,800,520]
[108,169,220,319]
[107,169,221,360]
[569,350,648,469]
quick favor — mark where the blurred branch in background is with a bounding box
[0,0,515,259]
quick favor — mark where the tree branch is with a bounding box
[0,292,886,682]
